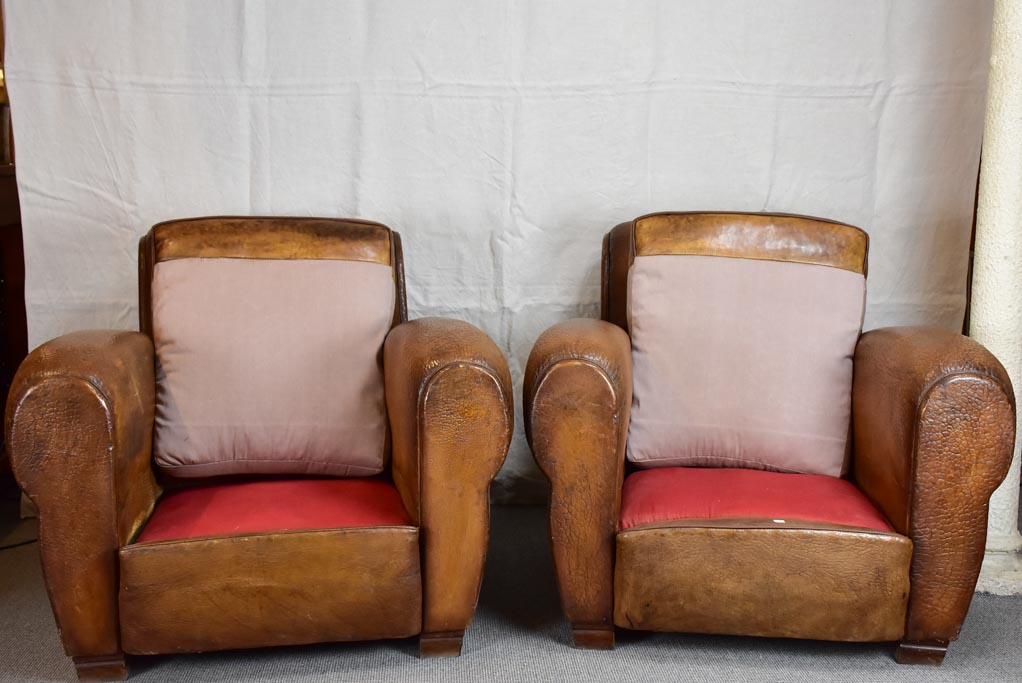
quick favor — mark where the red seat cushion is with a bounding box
[620,467,892,532]
[135,478,411,544]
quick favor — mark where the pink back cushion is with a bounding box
[152,257,395,477]
[627,254,865,477]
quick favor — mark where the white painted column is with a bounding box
[972,1,1022,566]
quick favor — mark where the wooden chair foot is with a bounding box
[895,640,948,665]
[572,624,614,649]
[419,630,465,657]
[73,654,128,681]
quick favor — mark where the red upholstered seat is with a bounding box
[135,478,411,544]
[620,467,892,532]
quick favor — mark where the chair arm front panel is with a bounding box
[524,319,631,647]
[853,326,1015,647]
[5,330,159,660]
[384,317,513,653]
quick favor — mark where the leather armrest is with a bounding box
[853,326,1015,645]
[523,318,632,646]
[5,330,159,659]
[384,317,512,650]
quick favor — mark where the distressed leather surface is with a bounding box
[524,318,631,635]
[853,326,1016,645]
[151,216,393,263]
[119,527,421,654]
[5,330,159,659]
[633,212,868,273]
[615,524,911,642]
[384,317,513,639]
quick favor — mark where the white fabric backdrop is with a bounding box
[5,0,993,498]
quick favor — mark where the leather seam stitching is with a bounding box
[631,250,866,274]
[124,524,420,549]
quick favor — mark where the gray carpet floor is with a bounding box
[1,499,1021,682]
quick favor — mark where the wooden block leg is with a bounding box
[72,654,128,681]
[572,624,615,650]
[895,640,949,665]
[420,630,465,658]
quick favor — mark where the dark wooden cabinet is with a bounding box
[0,164,25,473]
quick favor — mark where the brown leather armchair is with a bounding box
[525,212,1015,665]
[6,217,513,681]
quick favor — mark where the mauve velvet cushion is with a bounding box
[152,257,394,477]
[627,254,865,477]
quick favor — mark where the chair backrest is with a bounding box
[139,216,407,479]
[606,212,868,477]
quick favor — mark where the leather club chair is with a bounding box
[6,217,513,680]
[524,212,1015,665]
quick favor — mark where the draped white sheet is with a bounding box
[4,0,993,498]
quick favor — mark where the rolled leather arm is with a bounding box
[853,326,1015,650]
[384,317,513,654]
[5,330,159,661]
[523,319,631,647]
